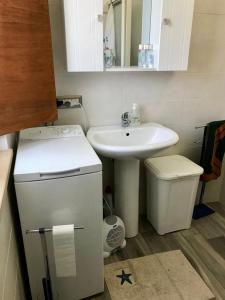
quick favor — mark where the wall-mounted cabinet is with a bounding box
[63,0,194,72]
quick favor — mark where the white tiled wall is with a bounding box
[0,136,9,151]
[0,189,25,300]
[48,0,225,203]
[0,134,16,151]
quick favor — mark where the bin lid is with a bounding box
[144,155,203,180]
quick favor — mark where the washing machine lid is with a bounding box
[14,125,102,182]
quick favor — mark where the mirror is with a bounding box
[103,0,153,69]
[63,0,194,72]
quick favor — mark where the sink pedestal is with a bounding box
[114,159,140,238]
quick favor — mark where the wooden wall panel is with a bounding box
[0,0,57,135]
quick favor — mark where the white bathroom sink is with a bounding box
[87,122,179,238]
[87,123,179,159]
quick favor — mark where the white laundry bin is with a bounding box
[144,155,203,235]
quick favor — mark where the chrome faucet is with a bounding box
[121,112,130,127]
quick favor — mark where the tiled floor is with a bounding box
[89,202,225,300]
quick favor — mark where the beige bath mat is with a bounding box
[104,250,214,300]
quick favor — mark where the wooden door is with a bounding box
[0,0,57,135]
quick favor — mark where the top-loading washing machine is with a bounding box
[14,125,104,300]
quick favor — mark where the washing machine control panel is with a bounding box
[20,125,85,140]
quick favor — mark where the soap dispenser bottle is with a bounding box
[130,103,141,127]
[138,44,145,67]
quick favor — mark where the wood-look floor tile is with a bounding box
[192,215,224,239]
[138,215,154,234]
[142,231,180,254]
[88,202,225,300]
[208,202,225,218]
[174,232,225,300]
[210,212,225,232]
[208,236,225,261]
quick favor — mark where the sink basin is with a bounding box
[87,123,179,159]
[87,123,179,238]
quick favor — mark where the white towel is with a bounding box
[52,225,76,278]
[104,4,116,57]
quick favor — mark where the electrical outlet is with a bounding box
[56,95,82,109]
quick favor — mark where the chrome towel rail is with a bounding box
[195,125,206,129]
[26,226,84,234]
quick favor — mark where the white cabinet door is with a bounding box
[63,0,104,72]
[151,0,195,71]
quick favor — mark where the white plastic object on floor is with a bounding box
[103,215,126,258]
[145,155,203,235]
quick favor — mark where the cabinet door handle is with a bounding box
[26,227,84,234]
[97,14,103,22]
[163,18,172,26]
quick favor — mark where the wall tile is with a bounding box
[189,13,225,73]
[0,136,8,150]
[0,198,12,299]
[0,191,25,300]
[195,0,225,15]
[15,271,26,300]
[3,229,18,300]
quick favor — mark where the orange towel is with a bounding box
[201,121,225,182]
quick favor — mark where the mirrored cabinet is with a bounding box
[63,0,195,72]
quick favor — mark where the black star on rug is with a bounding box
[116,270,132,285]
